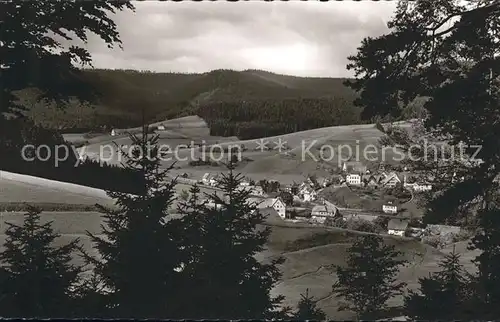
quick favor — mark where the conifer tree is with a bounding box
[404,246,473,320]
[82,125,184,318]
[1,1,133,113]
[467,206,500,319]
[0,206,82,318]
[179,161,285,319]
[294,288,326,321]
[332,235,407,319]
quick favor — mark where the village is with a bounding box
[178,160,464,242]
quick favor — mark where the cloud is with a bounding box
[81,1,396,77]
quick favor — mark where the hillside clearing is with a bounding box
[77,115,415,182]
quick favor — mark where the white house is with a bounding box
[382,202,398,214]
[413,183,432,192]
[201,173,211,185]
[111,129,117,136]
[157,125,165,131]
[272,198,287,219]
[387,218,409,236]
[250,197,287,219]
[240,179,251,187]
[300,185,317,202]
[403,175,432,192]
[346,174,362,185]
[298,182,311,193]
[209,175,219,187]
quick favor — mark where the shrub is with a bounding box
[422,235,442,248]
[324,216,347,229]
[0,202,100,212]
[373,216,390,232]
[188,159,219,167]
[346,219,378,233]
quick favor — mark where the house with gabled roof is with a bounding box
[364,174,382,188]
[311,201,339,223]
[381,172,402,188]
[248,197,287,219]
[300,186,317,202]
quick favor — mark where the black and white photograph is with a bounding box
[0,0,498,319]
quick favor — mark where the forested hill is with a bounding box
[23,68,362,138]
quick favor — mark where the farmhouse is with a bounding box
[381,172,402,188]
[311,201,338,217]
[382,202,398,214]
[253,197,287,219]
[387,218,409,236]
[157,125,166,131]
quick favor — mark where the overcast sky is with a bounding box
[84,1,397,77]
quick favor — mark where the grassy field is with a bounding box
[75,115,414,184]
[254,222,448,319]
[0,178,114,206]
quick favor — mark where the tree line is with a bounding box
[0,118,143,194]
[198,97,363,140]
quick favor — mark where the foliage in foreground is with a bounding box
[404,247,473,320]
[332,235,407,319]
[80,127,182,318]
[0,207,82,318]
[176,162,286,319]
[294,289,326,321]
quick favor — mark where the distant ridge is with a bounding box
[22,68,357,132]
